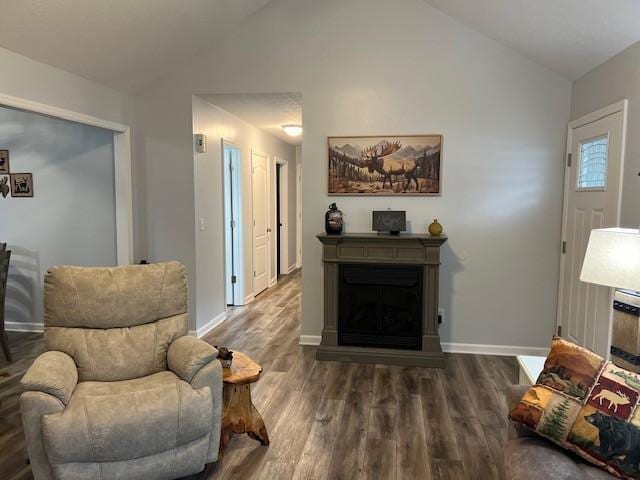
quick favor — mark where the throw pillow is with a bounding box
[509,336,640,479]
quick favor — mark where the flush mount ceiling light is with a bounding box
[281,124,303,137]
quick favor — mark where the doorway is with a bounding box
[223,143,242,305]
[276,163,282,277]
[274,158,289,281]
[558,100,628,357]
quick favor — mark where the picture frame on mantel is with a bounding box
[328,134,442,196]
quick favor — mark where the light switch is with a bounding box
[199,218,205,231]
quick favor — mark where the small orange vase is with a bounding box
[428,219,443,236]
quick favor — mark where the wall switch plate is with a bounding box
[199,218,205,231]
[194,134,207,153]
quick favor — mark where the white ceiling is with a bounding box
[0,1,638,94]
[0,0,273,92]
[423,0,640,80]
[203,93,303,145]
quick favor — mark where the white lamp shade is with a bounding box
[580,228,640,291]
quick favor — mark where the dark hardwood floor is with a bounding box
[0,270,518,479]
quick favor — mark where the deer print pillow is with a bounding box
[509,337,640,479]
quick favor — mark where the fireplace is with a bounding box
[339,264,422,350]
[317,232,447,368]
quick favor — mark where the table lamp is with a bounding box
[580,228,640,292]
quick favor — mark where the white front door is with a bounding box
[559,102,627,357]
[252,151,269,295]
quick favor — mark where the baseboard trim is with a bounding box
[243,294,255,305]
[189,311,226,338]
[298,336,548,356]
[442,342,550,357]
[5,322,45,333]
[299,335,321,346]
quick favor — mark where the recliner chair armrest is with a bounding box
[168,336,219,383]
[20,351,78,405]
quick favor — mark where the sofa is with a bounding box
[20,261,223,480]
[505,384,614,479]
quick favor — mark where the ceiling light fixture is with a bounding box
[282,124,303,137]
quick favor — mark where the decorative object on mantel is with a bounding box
[10,173,33,198]
[0,177,9,198]
[372,210,406,235]
[216,346,234,368]
[328,134,442,195]
[428,219,443,237]
[0,150,9,174]
[325,203,344,234]
[316,232,448,368]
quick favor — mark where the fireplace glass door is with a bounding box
[338,263,423,350]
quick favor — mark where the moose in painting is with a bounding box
[328,135,442,196]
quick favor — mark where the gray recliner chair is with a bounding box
[20,261,223,480]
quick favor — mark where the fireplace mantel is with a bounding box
[316,232,448,368]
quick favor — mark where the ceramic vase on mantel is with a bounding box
[428,219,443,237]
[325,203,344,235]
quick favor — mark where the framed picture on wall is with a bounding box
[10,173,33,197]
[0,150,9,174]
[0,176,9,198]
[328,134,442,195]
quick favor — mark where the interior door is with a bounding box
[252,151,269,295]
[559,106,626,357]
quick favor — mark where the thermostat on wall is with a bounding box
[194,134,207,153]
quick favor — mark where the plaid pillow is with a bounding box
[509,337,640,479]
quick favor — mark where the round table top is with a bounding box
[222,351,262,385]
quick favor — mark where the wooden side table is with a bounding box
[219,351,269,455]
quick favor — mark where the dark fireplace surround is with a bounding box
[317,233,447,368]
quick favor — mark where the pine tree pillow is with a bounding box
[509,337,640,479]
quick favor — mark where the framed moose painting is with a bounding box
[328,135,442,195]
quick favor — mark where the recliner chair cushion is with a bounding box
[43,262,189,382]
[45,314,187,382]
[41,372,213,465]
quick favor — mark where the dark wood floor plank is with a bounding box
[0,270,518,480]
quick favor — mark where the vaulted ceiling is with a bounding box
[422,0,640,80]
[0,0,273,92]
[0,0,638,94]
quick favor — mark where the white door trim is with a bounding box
[296,163,302,269]
[222,140,243,306]
[569,100,628,130]
[0,92,134,265]
[557,99,628,344]
[275,157,289,276]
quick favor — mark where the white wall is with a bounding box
[571,41,640,229]
[1,106,117,330]
[136,0,572,349]
[0,46,143,259]
[192,96,296,332]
